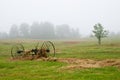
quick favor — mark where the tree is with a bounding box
[9,24,19,38]
[56,24,71,38]
[30,22,55,39]
[71,28,80,38]
[40,22,55,39]
[19,23,30,38]
[92,23,108,45]
[30,22,40,38]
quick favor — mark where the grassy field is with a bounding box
[0,38,120,80]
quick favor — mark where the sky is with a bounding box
[0,0,120,36]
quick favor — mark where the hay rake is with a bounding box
[11,41,55,59]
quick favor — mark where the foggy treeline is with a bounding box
[0,22,80,39]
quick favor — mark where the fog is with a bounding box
[0,0,120,37]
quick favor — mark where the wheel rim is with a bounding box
[41,41,55,57]
[11,44,24,58]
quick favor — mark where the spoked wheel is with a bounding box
[41,41,55,57]
[11,44,25,58]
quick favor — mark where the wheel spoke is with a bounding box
[11,44,24,58]
[41,41,55,57]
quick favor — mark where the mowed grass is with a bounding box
[0,38,120,80]
[56,38,120,59]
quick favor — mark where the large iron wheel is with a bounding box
[11,44,25,58]
[41,41,55,57]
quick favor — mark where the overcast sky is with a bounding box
[0,0,120,36]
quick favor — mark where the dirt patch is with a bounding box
[57,58,120,70]
[36,58,120,69]
[10,57,58,61]
[10,57,120,69]
[99,59,120,67]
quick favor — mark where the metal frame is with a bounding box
[11,41,55,59]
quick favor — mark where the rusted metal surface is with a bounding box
[11,41,55,60]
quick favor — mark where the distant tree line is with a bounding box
[0,22,80,39]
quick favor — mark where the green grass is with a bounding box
[0,60,120,80]
[55,39,120,59]
[0,60,66,80]
[0,59,120,80]
[0,38,120,80]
